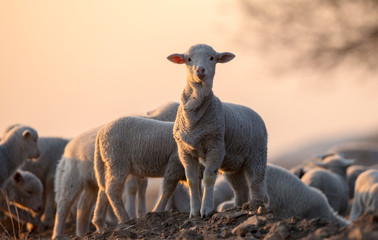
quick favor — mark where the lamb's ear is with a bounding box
[167,54,186,64]
[14,172,24,183]
[22,130,31,140]
[217,52,235,63]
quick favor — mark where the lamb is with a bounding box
[346,165,367,199]
[301,154,353,216]
[219,164,349,226]
[3,124,70,229]
[169,44,268,218]
[53,126,147,238]
[52,102,179,239]
[92,116,189,232]
[0,170,43,227]
[349,169,378,221]
[0,125,40,188]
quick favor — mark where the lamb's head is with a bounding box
[3,125,40,159]
[167,44,235,86]
[8,170,43,213]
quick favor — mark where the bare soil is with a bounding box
[6,204,377,240]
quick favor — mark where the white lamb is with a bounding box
[219,164,349,226]
[92,116,192,232]
[301,154,353,216]
[169,44,268,218]
[349,169,378,221]
[52,102,179,239]
[0,170,43,227]
[0,125,40,188]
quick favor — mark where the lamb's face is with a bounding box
[167,44,235,86]
[184,44,218,84]
[10,171,43,213]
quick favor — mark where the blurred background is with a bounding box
[1,0,378,163]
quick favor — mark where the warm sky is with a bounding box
[1,0,378,160]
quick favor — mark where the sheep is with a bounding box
[52,102,179,239]
[22,137,69,230]
[2,124,70,229]
[52,126,147,238]
[300,154,353,216]
[346,165,368,199]
[92,116,190,232]
[0,125,40,188]
[0,170,43,227]
[218,164,349,226]
[168,44,268,218]
[349,169,378,221]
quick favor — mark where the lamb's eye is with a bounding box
[188,58,192,62]
[210,56,214,61]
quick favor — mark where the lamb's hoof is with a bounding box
[189,211,200,219]
[201,210,217,219]
[242,200,265,214]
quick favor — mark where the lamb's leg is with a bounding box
[136,177,148,218]
[105,168,130,226]
[225,170,249,207]
[92,189,109,233]
[76,187,97,237]
[52,182,82,239]
[40,178,55,230]
[124,176,138,219]
[244,158,267,210]
[201,148,225,218]
[153,159,183,212]
[177,147,202,218]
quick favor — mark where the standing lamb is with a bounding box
[301,154,353,216]
[349,169,378,221]
[219,164,349,226]
[0,170,43,227]
[168,44,268,218]
[52,102,179,239]
[0,125,40,188]
[92,116,189,232]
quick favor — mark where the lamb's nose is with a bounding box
[196,67,205,74]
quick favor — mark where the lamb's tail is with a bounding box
[94,131,106,190]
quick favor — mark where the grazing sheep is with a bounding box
[168,44,268,218]
[349,169,378,221]
[22,137,69,230]
[0,170,43,226]
[0,125,40,188]
[92,116,189,232]
[219,164,349,226]
[301,154,353,216]
[53,102,179,239]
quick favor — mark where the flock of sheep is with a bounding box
[0,44,377,239]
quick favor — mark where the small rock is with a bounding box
[232,215,259,236]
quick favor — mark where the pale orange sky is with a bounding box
[1,0,378,159]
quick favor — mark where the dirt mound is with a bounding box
[6,207,378,239]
